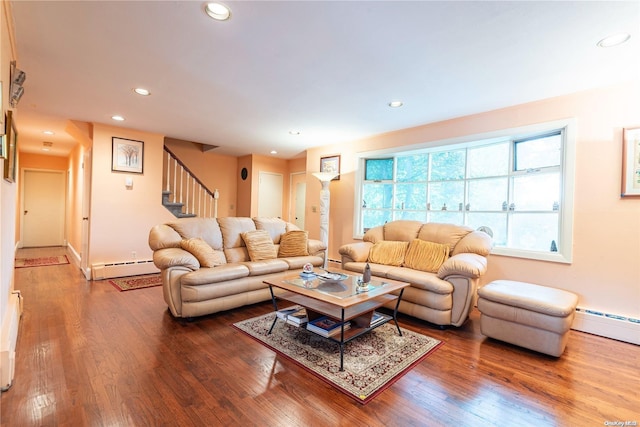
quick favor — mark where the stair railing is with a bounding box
[163,146,218,218]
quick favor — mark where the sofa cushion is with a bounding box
[403,239,450,273]
[180,237,227,268]
[280,256,324,269]
[278,230,309,257]
[241,230,278,261]
[383,220,423,242]
[218,217,257,249]
[168,218,224,250]
[254,217,287,244]
[417,222,473,254]
[367,241,409,266]
[181,264,250,286]
[242,259,289,276]
[387,267,454,295]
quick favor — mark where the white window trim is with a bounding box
[352,118,576,264]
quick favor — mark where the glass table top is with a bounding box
[283,272,390,299]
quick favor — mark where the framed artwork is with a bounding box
[3,110,17,183]
[112,137,144,174]
[320,155,340,180]
[621,127,640,197]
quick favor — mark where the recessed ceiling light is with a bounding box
[289,130,300,135]
[270,150,277,155]
[597,33,631,48]
[205,2,231,21]
[43,130,55,135]
[134,88,150,96]
[112,115,125,121]
[388,101,403,108]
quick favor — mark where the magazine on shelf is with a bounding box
[286,308,308,326]
[276,306,301,320]
[306,316,351,337]
[369,311,387,327]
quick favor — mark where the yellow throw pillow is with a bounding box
[241,230,278,261]
[180,237,226,267]
[403,239,450,273]
[367,241,409,266]
[278,230,309,257]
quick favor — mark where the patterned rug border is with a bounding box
[233,311,443,404]
[108,274,162,292]
[15,255,70,268]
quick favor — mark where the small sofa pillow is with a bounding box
[241,230,278,261]
[403,239,450,273]
[180,237,226,267]
[278,230,309,257]
[367,241,409,266]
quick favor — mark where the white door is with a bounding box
[291,173,306,229]
[22,169,66,247]
[258,172,283,218]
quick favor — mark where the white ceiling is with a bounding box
[10,1,640,159]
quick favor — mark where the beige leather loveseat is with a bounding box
[149,217,326,319]
[338,220,492,327]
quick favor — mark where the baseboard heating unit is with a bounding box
[91,259,158,280]
[1,291,23,391]
[572,307,639,345]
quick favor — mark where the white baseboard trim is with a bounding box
[67,243,81,266]
[1,291,23,391]
[572,307,640,345]
[91,260,159,280]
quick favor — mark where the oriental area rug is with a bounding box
[233,311,442,404]
[15,255,70,268]
[108,274,162,292]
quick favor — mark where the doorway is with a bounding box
[257,171,283,218]
[21,169,66,247]
[290,172,306,229]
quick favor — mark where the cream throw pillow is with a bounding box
[367,241,409,266]
[278,230,309,257]
[241,230,278,261]
[403,239,450,273]
[180,237,226,267]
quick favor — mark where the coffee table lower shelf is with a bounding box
[268,287,405,371]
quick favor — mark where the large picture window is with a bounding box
[355,120,575,263]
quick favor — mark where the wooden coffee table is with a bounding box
[264,270,409,371]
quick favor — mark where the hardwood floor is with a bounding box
[2,247,638,426]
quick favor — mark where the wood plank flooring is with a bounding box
[2,246,638,426]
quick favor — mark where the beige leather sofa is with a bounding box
[338,220,492,327]
[149,217,326,319]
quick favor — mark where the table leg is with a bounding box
[393,289,404,336]
[268,285,278,334]
[339,308,346,371]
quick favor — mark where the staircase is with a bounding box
[162,146,218,218]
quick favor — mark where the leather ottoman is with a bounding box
[477,280,579,357]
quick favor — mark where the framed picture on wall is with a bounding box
[112,137,144,174]
[3,110,17,183]
[621,127,640,197]
[320,155,340,180]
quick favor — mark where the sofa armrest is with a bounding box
[338,242,373,263]
[153,247,199,271]
[437,253,487,280]
[307,239,327,256]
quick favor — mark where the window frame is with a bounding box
[353,119,576,263]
